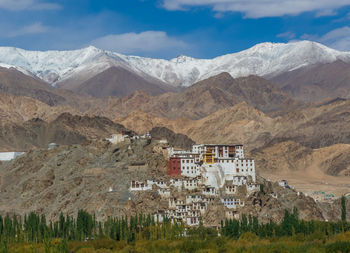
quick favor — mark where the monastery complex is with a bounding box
[129,143,260,226]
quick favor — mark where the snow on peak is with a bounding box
[0,41,349,87]
[170,54,196,63]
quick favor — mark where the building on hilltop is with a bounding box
[169,144,256,186]
[130,143,259,227]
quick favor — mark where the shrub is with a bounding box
[325,241,350,253]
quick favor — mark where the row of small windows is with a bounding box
[218,159,253,165]
[236,168,254,173]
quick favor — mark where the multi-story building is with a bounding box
[131,143,258,227]
[168,153,201,177]
[168,144,256,185]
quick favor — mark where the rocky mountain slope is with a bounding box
[0,139,168,220]
[252,141,350,177]
[0,93,74,123]
[0,67,67,106]
[149,127,195,150]
[61,66,177,98]
[0,138,346,223]
[82,73,300,120]
[0,113,126,151]
[253,141,350,201]
[1,41,350,89]
[271,60,350,102]
[119,98,349,145]
[115,99,350,176]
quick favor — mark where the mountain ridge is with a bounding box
[1,41,350,89]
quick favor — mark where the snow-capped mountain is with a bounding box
[0,41,349,87]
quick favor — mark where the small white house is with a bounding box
[186,217,200,226]
[183,178,200,190]
[106,134,125,144]
[154,212,166,223]
[130,181,152,191]
[247,183,260,193]
[221,198,237,209]
[186,195,202,204]
[225,185,237,195]
[279,180,289,188]
[158,188,171,198]
[202,187,218,196]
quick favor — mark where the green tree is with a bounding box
[341,196,347,222]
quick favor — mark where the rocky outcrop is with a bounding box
[149,127,195,150]
[0,113,126,151]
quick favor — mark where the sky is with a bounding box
[0,0,350,59]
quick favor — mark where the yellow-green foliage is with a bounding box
[4,233,350,253]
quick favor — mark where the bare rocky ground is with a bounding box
[0,139,347,224]
[0,139,168,221]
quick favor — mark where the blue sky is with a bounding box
[0,0,350,58]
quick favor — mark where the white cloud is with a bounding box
[91,31,188,55]
[8,22,49,37]
[0,0,60,11]
[277,31,295,40]
[315,9,337,17]
[319,27,350,51]
[302,26,350,51]
[161,0,350,18]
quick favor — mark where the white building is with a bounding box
[232,176,247,186]
[170,179,183,191]
[158,189,171,198]
[0,152,24,161]
[225,185,237,195]
[192,202,207,214]
[130,181,152,191]
[192,144,244,159]
[147,180,167,189]
[130,143,257,227]
[180,157,201,178]
[202,186,218,196]
[106,134,125,144]
[221,198,237,209]
[247,183,260,193]
[186,195,202,204]
[186,217,200,226]
[183,177,201,190]
[279,180,289,188]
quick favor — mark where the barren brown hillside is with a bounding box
[0,113,125,151]
[271,60,350,102]
[253,141,350,198]
[116,99,350,150]
[0,139,345,222]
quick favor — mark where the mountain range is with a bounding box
[0,41,350,101]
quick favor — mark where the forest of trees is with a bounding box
[0,207,348,252]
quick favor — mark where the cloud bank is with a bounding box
[302,26,350,51]
[8,22,49,37]
[161,0,350,18]
[0,0,61,11]
[91,31,188,55]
